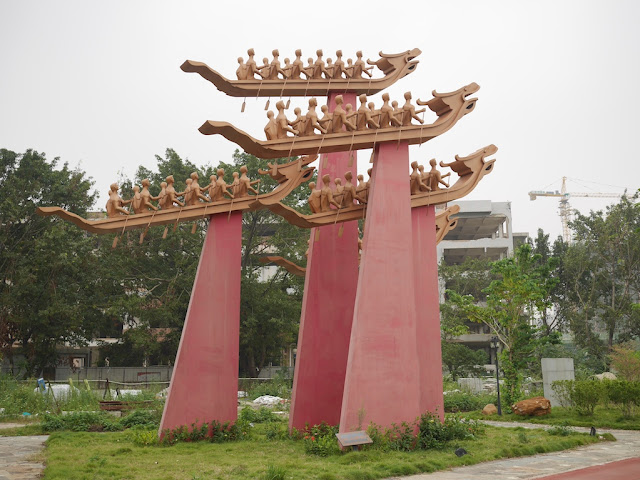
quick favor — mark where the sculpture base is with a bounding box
[339,142,422,432]
[159,212,242,435]
[289,91,359,431]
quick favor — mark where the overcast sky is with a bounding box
[1,1,638,241]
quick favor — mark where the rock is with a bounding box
[482,404,498,415]
[512,396,551,416]
[594,372,617,381]
[253,395,284,406]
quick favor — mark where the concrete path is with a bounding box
[0,435,48,480]
[387,421,640,479]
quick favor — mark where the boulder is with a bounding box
[481,404,498,416]
[594,372,617,381]
[512,396,551,416]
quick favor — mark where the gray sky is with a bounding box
[1,1,638,241]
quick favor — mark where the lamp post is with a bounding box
[491,336,502,415]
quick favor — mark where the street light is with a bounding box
[491,336,502,415]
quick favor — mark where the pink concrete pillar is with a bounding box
[339,141,422,433]
[412,205,444,421]
[289,92,359,431]
[159,212,242,434]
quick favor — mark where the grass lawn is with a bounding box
[464,406,640,430]
[41,425,610,480]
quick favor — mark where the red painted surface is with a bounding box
[159,212,242,435]
[538,457,640,479]
[289,92,360,431]
[412,205,444,421]
[339,141,422,433]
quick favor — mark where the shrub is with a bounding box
[301,423,340,456]
[120,409,161,429]
[239,406,279,423]
[605,380,640,418]
[159,419,249,446]
[551,380,603,415]
[571,380,603,416]
[417,413,483,449]
[41,411,123,433]
[128,427,158,447]
[443,391,496,412]
[263,465,286,480]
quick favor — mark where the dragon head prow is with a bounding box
[452,144,498,163]
[259,155,317,183]
[367,48,422,76]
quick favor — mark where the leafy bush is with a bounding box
[264,423,288,440]
[572,380,603,415]
[128,427,158,446]
[417,413,483,449]
[551,380,603,415]
[443,391,496,412]
[301,423,340,456]
[41,411,123,433]
[605,380,640,417]
[609,344,640,382]
[159,419,249,446]
[120,409,161,429]
[239,406,280,423]
[246,370,292,400]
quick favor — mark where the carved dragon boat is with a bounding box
[36,156,316,234]
[181,49,421,97]
[258,205,460,278]
[199,83,479,159]
[261,145,496,229]
[260,205,460,277]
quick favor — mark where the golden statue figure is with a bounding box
[210,168,235,201]
[140,179,159,212]
[189,172,211,205]
[275,100,298,138]
[410,161,429,194]
[330,95,357,133]
[264,111,278,140]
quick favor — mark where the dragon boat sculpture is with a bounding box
[259,205,459,278]
[261,145,496,229]
[36,156,316,234]
[198,83,479,159]
[181,49,421,97]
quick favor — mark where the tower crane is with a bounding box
[528,177,623,243]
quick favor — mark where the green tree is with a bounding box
[0,149,101,376]
[560,194,640,359]
[446,244,559,405]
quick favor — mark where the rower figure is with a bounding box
[330,95,356,133]
[106,183,132,217]
[140,179,159,212]
[264,111,278,140]
[379,93,402,128]
[302,98,327,135]
[320,174,342,212]
[307,181,322,214]
[356,94,380,130]
[349,50,374,78]
[275,100,298,138]
[425,158,451,191]
[236,165,260,198]
[401,92,426,126]
[341,171,365,207]
[245,48,264,79]
[210,168,235,201]
[410,161,429,194]
[161,175,184,209]
[189,172,211,205]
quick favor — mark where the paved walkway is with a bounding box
[0,435,48,480]
[387,421,640,479]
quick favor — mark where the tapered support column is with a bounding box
[159,212,242,435]
[412,205,444,421]
[339,142,421,432]
[289,93,359,431]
